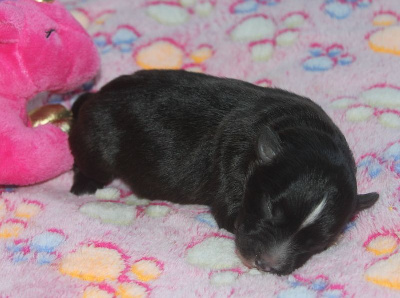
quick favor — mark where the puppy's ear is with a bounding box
[257,127,282,163]
[356,192,379,212]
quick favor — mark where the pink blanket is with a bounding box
[1,0,400,297]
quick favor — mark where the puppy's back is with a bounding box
[70,70,260,201]
[69,70,351,204]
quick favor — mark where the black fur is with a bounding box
[69,70,379,275]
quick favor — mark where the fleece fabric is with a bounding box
[1,0,400,297]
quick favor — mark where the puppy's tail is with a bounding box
[71,93,92,119]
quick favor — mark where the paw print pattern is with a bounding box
[70,8,138,55]
[94,25,141,54]
[277,275,346,298]
[364,231,400,290]
[0,219,26,239]
[134,38,214,72]
[184,227,285,286]
[185,234,241,270]
[145,202,172,218]
[357,155,383,179]
[366,11,400,56]
[322,0,371,20]
[384,143,400,176]
[185,233,247,286]
[230,0,280,14]
[357,141,400,179]
[79,201,137,226]
[228,13,308,62]
[59,241,163,298]
[79,187,177,226]
[303,43,355,71]
[6,230,66,265]
[331,84,400,128]
[0,186,16,194]
[146,0,216,25]
[79,187,142,226]
[71,9,116,34]
[0,199,43,239]
[195,212,218,228]
[45,79,97,107]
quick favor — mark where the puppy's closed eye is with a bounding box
[270,207,286,225]
[45,29,56,38]
[304,238,318,248]
[261,198,286,224]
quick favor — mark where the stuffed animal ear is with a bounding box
[257,127,282,163]
[356,192,379,212]
[0,22,19,44]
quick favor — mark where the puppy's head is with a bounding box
[234,128,379,275]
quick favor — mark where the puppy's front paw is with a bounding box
[70,171,104,196]
[70,182,100,196]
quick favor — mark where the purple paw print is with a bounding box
[322,0,371,20]
[303,43,355,71]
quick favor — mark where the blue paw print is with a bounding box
[112,26,140,53]
[230,0,279,14]
[383,143,400,162]
[0,186,15,193]
[94,26,140,54]
[278,275,345,298]
[393,160,400,176]
[6,230,66,265]
[47,80,96,105]
[323,0,370,20]
[343,221,356,232]
[383,142,400,176]
[6,240,30,263]
[357,142,400,179]
[303,44,355,71]
[196,212,218,228]
[93,33,113,54]
[357,155,383,179]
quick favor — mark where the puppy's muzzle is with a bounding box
[255,255,279,273]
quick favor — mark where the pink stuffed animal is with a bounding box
[0,0,100,185]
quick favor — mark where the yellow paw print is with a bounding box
[364,231,400,289]
[59,241,164,298]
[368,11,400,55]
[0,198,43,239]
[71,9,115,35]
[134,38,214,72]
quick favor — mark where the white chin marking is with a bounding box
[299,194,327,230]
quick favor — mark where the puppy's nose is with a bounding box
[255,256,278,272]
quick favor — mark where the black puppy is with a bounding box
[69,69,378,275]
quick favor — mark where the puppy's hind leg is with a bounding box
[70,166,111,196]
